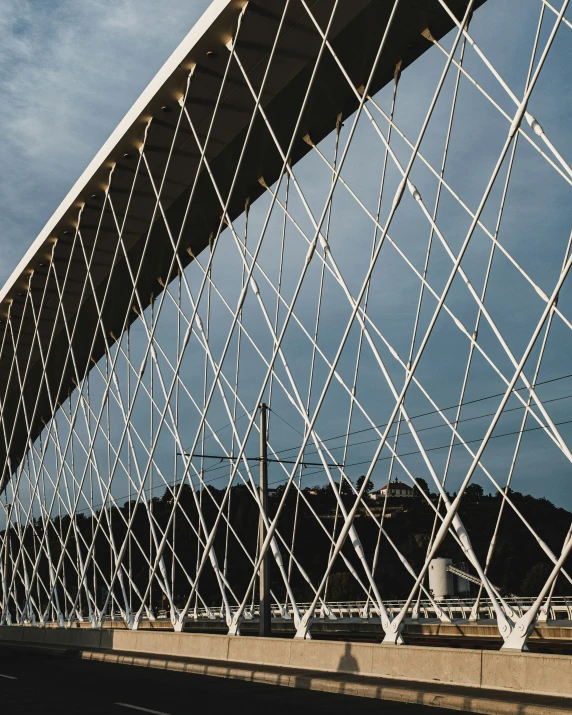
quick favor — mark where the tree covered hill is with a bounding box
[3,481,570,612]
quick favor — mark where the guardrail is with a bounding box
[123,597,572,625]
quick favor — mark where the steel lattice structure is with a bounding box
[0,0,571,652]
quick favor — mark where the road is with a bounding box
[0,645,451,715]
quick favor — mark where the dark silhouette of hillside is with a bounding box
[2,481,570,616]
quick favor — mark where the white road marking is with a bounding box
[115,704,172,715]
[0,674,17,680]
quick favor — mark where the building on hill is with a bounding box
[370,480,416,499]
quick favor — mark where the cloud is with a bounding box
[0,0,571,510]
[0,0,211,282]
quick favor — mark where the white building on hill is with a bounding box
[371,480,416,499]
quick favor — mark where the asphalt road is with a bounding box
[0,645,452,715]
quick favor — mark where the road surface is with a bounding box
[0,644,451,714]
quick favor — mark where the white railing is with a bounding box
[175,596,572,624]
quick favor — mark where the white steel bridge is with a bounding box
[1,0,571,653]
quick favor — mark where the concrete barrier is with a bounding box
[482,650,572,699]
[374,643,482,688]
[2,625,572,711]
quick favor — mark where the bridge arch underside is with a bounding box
[1,0,571,651]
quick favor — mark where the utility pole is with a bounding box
[258,402,271,637]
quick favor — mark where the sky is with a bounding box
[0,0,571,515]
[0,0,212,282]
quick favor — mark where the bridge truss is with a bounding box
[0,0,571,652]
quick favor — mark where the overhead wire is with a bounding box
[176,371,572,470]
[40,386,572,518]
[269,371,572,459]
[4,377,569,533]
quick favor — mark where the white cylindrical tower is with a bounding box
[429,558,453,601]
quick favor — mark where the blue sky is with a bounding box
[1,0,571,511]
[0,0,212,283]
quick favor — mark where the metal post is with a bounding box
[2,504,9,624]
[259,402,271,637]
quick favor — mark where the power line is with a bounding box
[170,385,572,485]
[268,406,303,436]
[182,371,572,471]
[270,372,572,459]
[277,391,572,461]
[63,410,572,516]
[293,415,572,485]
[178,453,340,467]
[9,374,572,519]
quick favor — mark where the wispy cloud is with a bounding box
[0,0,570,507]
[0,0,211,282]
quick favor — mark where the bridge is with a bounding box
[1,0,572,702]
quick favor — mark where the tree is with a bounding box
[340,476,355,495]
[356,475,374,493]
[327,571,361,600]
[416,477,432,496]
[464,483,484,499]
[521,562,552,596]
